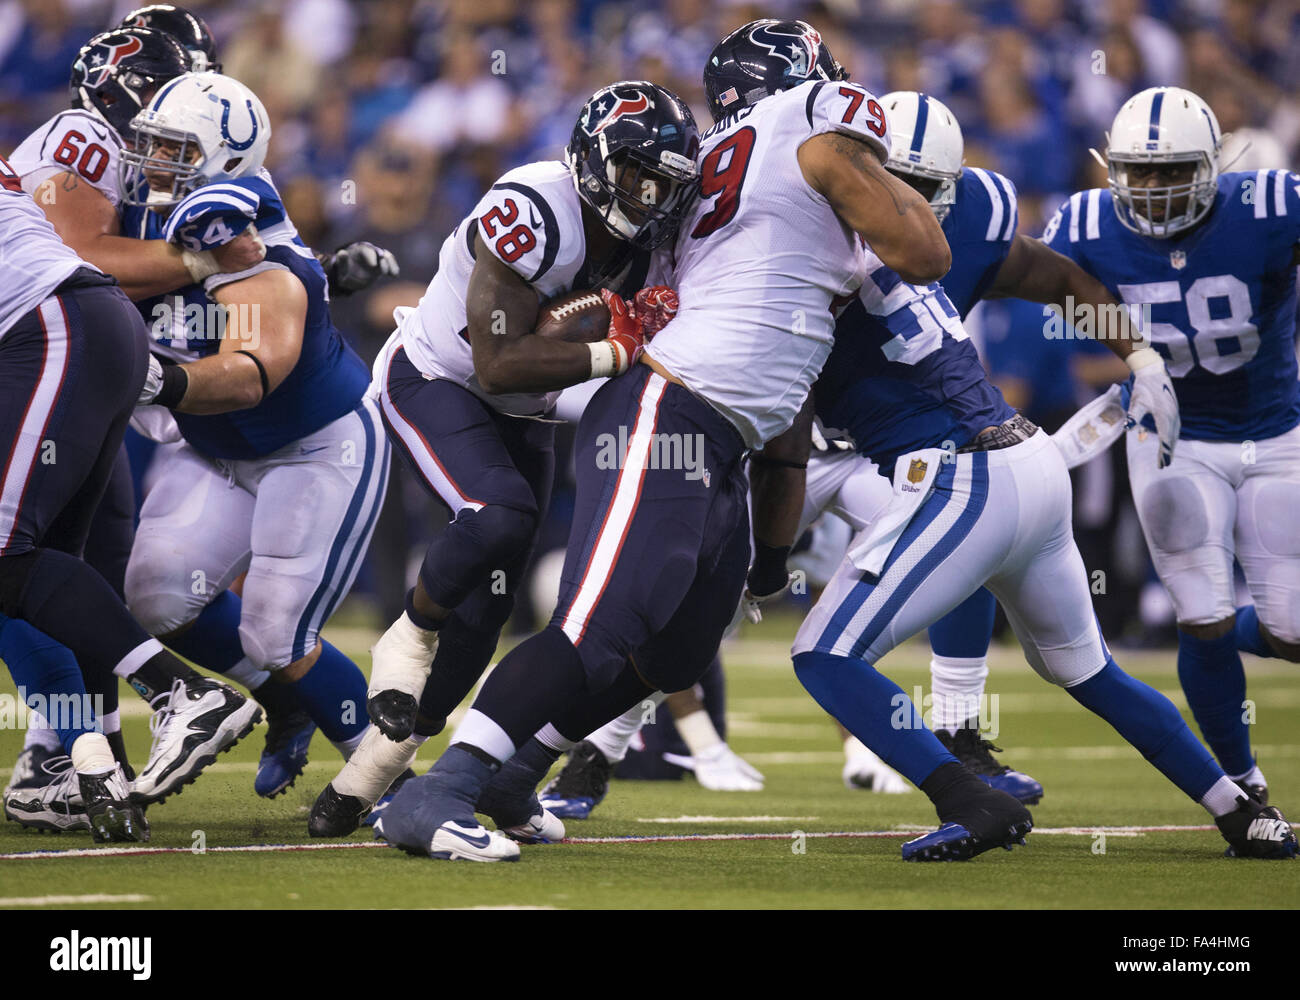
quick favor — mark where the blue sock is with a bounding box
[1068,658,1224,800]
[1175,629,1254,776]
[928,588,997,658]
[288,640,368,743]
[1,614,97,753]
[793,650,956,786]
[165,590,247,673]
[1233,605,1274,659]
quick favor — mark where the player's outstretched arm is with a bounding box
[31,171,264,301]
[141,270,309,415]
[466,234,608,395]
[797,133,950,285]
[988,234,1180,467]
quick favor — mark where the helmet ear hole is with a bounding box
[224,157,243,173]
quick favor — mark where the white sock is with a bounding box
[929,654,989,733]
[536,723,577,755]
[451,708,515,764]
[1229,763,1266,788]
[23,712,62,752]
[112,637,165,679]
[586,691,665,764]
[333,727,424,802]
[331,729,369,759]
[675,708,723,756]
[1201,775,1249,817]
[69,732,115,775]
[99,709,121,736]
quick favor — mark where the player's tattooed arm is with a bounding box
[988,235,1145,359]
[797,132,950,284]
[164,269,308,414]
[466,234,599,395]
[31,171,261,301]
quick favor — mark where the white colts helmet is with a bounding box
[1105,86,1221,238]
[122,70,271,209]
[880,91,963,222]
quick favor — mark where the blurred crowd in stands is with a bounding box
[3,0,1296,640]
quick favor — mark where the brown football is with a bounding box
[533,289,610,343]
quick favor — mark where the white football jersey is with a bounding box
[9,110,127,208]
[0,154,91,340]
[646,80,893,448]
[391,160,596,417]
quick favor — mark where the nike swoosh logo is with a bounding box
[300,445,329,455]
[529,205,542,228]
[442,824,492,849]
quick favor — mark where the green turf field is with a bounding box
[2,615,1297,909]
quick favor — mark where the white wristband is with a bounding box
[588,340,621,379]
[182,248,221,283]
[1125,346,1163,373]
[675,708,723,756]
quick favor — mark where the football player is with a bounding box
[0,152,234,841]
[3,21,397,820]
[3,29,267,824]
[110,71,389,807]
[308,80,699,842]
[777,87,1297,858]
[372,19,952,862]
[1042,86,1300,805]
[535,89,1144,816]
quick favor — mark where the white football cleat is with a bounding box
[498,807,565,845]
[427,819,521,862]
[366,613,439,741]
[842,738,911,794]
[131,677,261,805]
[3,754,87,832]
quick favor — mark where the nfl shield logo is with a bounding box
[1170,250,1187,270]
[907,459,928,484]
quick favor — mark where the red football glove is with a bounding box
[633,286,679,339]
[597,288,646,375]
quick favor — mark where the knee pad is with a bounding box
[1138,477,1208,553]
[237,615,296,672]
[461,503,538,566]
[123,559,204,637]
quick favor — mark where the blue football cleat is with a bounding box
[937,721,1043,805]
[255,710,315,799]
[902,819,1031,862]
[538,740,612,820]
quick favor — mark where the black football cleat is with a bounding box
[1216,797,1296,859]
[80,765,149,844]
[309,783,372,838]
[904,765,1033,862]
[539,740,612,820]
[366,690,419,743]
[936,720,1043,805]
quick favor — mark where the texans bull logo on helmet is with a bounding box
[75,34,144,89]
[581,87,653,137]
[747,22,823,79]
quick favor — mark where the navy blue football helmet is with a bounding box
[566,81,701,251]
[70,28,190,139]
[119,4,221,73]
[704,19,847,122]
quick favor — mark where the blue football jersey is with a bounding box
[939,167,1018,318]
[141,172,370,459]
[1043,170,1300,442]
[816,263,1015,474]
